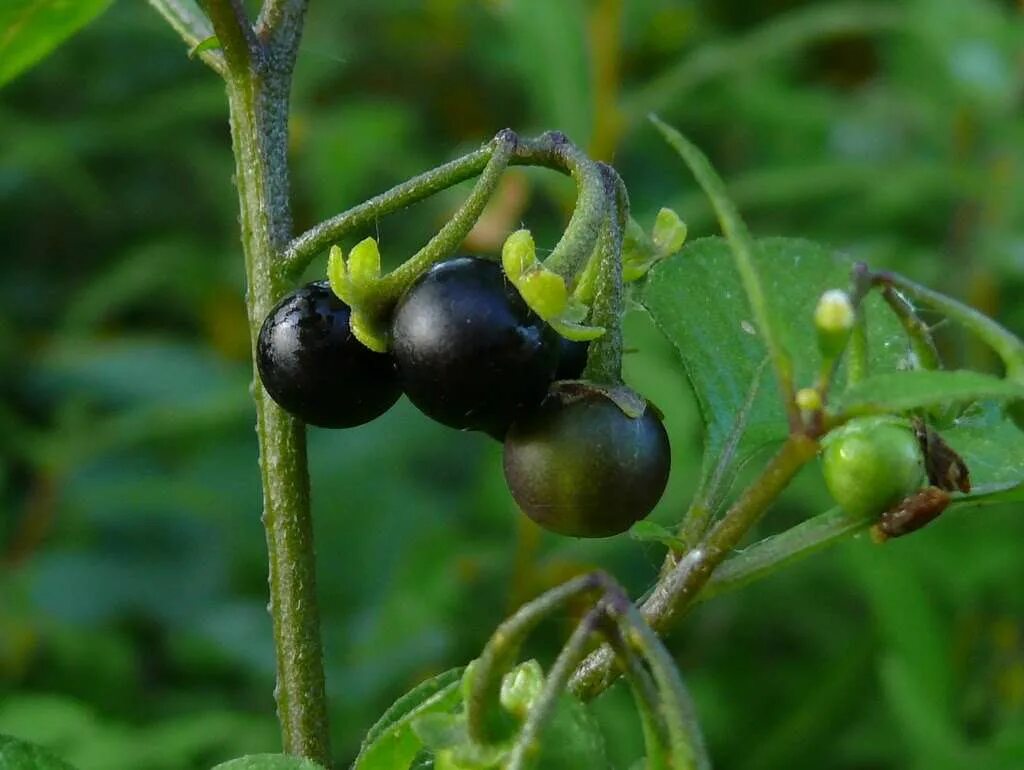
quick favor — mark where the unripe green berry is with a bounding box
[821,416,925,518]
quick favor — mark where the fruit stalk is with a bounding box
[207,0,331,762]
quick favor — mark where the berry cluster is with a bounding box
[257,255,670,538]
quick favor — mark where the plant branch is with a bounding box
[505,607,606,770]
[202,0,258,73]
[581,165,625,383]
[257,0,308,66]
[466,572,606,744]
[281,130,605,282]
[872,269,1024,379]
[570,434,819,699]
[212,0,327,759]
[147,0,227,75]
[374,130,516,302]
[879,286,941,371]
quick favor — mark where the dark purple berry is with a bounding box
[390,256,560,437]
[503,387,671,537]
[257,281,401,428]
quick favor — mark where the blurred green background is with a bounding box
[2,0,1024,768]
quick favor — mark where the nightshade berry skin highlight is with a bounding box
[390,256,561,438]
[503,388,671,538]
[257,281,401,428]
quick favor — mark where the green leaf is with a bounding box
[0,0,114,89]
[943,402,1024,500]
[831,370,1024,417]
[640,236,907,485]
[0,734,77,770]
[210,755,326,770]
[628,520,686,551]
[531,693,609,770]
[354,668,465,770]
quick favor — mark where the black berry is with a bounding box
[257,281,401,428]
[390,256,560,437]
[503,387,671,537]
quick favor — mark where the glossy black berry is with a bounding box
[391,256,560,437]
[503,387,671,537]
[555,338,589,380]
[257,281,401,428]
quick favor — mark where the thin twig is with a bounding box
[282,131,606,283]
[880,286,941,371]
[504,607,606,770]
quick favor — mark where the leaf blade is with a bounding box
[0,0,114,89]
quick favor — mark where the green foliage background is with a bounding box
[2,0,1024,768]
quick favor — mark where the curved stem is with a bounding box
[282,147,493,276]
[872,269,1024,378]
[879,286,941,371]
[281,131,606,285]
[570,434,819,699]
[505,607,605,770]
[372,131,516,303]
[609,595,709,770]
[466,572,606,744]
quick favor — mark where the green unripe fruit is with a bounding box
[821,416,925,518]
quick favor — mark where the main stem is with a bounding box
[226,60,331,764]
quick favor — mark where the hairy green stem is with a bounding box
[200,0,330,762]
[610,596,709,770]
[373,131,516,302]
[505,607,606,770]
[466,572,606,744]
[282,131,605,284]
[582,165,626,383]
[570,434,819,698]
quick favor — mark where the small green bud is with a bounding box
[651,207,687,256]
[499,659,544,719]
[796,387,822,412]
[814,289,855,360]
